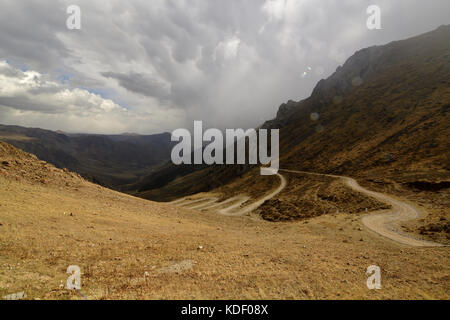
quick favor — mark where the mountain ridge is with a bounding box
[0,124,174,188]
[132,25,450,202]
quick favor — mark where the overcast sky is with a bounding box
[0,0,449,134]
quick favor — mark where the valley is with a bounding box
[0,142,448,299]
[0,25,449,301]
[0,124,174,188]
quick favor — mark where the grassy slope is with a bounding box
[0,142,449,299]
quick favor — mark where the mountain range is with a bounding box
[0,124,173,188]
[1,25,449,300]
[130,25,450,202]
[1,26,449,204]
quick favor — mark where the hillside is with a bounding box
[0,141,449,299]
[253,25,450,232]
[133,26,450,225]
[0,124,173,188]
[265,25,450,177]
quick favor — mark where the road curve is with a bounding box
[280,169,444,247]
[171,173,287,217]
[172,168,443,247]
[221,173,287,216]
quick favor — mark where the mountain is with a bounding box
[1,26,449,300]
[0,124,174,188]
[1,141,448,299]
[264,25,450,177]
[133,25,450,202]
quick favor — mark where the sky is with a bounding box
[0,0,449,134]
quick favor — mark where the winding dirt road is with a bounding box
[281,169,444,247]
[171,173,286,216]
[221,173,287,216]
[173,168,443,247]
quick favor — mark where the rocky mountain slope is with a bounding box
[265,25,450,178]
[135,25,450,205]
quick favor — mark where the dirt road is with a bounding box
[172,173,286,216]
[173,168,443,247]
[280,169,444,247]
[224,173,287,216]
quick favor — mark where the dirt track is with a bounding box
[1,141,448,299]
[280,169,444,247]
[172,173,286,216]
[174,168,444,247]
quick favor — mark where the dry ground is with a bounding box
[0,142,448,300]
[357,170,450,245]
[0,176,448,299]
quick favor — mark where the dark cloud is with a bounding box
[0,0,70,70]
[102,71,171,100]
[0,0,449,133]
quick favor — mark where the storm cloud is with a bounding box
[0,0,449,133]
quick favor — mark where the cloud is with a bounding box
[0,0,449,133]
[0,61,125,114]
[213,36,241,61]
[262,0,287,22]
[102,71,171,100]
[0,61,182,133]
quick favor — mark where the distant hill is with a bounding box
[133,25,450,201]
[0,124,174,188]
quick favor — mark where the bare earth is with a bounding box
[173,173,287,217]
[0,144,448,299]
[280,170,445,247]
[176,169,444,247]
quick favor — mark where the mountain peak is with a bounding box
[268,25,450,127]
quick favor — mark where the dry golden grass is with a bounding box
[0,143,448,300]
